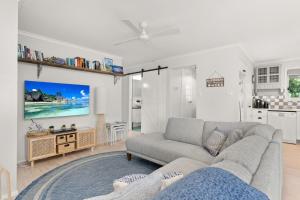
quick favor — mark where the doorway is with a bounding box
[168,66,197,118]
[131,74,142,132]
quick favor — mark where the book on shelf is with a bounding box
[18,44,45,61]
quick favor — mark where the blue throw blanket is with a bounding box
[152,167,269,200]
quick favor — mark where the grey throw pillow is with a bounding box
[204,129,226,156]
[220,129,243,151]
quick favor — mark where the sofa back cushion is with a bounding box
[244,124,275,141]
[214,135,269,174]
[202,121,258,146]
[164,118,204,146]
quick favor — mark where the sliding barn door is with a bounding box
[141,70,167,134]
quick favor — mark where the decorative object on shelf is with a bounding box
[61,124,66,131]
[71,123,76,130]
[49,126,55,132]
[27,120,49,136]
[44,56,66,65]
[112,65,124,74]
[206,71,224,87]
[93,60,102,70]
[28,119,43,132]
[104,57,113,67]
[18,44,44,61]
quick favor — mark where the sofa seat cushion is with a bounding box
[164,118,205,146]
[126,134,214,164]
[156,157,208,177]
[214,135,269,174]
[211,160,252,184]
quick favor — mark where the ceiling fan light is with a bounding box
[140,33,149,40]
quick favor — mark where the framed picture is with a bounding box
[104,58,113,67]
[206,78,224,87]
[206,71,224,87]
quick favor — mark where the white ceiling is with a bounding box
[19,0,300,66]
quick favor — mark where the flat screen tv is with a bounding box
[24,81,90,119]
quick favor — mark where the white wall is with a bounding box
[18,33,123,163]
[128,45,254,125]
[0,0,18,196]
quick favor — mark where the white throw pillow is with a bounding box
[113,174,147,191]
[161,171,184,190]
[85,172,163,200]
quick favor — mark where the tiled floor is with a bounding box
[17,142,300,200]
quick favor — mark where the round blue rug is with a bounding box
[17,152,160,200]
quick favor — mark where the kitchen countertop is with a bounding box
[252,108,300,112]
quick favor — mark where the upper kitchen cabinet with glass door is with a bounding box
[255,65,282,91]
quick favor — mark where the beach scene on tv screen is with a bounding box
[24,81,90,119]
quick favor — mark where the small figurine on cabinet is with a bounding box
[49,125,54,133]
[61,124,66,131]
[71,123,76,130]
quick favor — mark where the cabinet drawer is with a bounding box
[57,135,66,144]
[67,134,76,142]
[253,109,267,116]
[57,142,75,154]
[255,115,267,122]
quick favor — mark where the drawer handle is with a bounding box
[59,136,64,139]
[258,117,262,119]
[258,111,262,113]
[69,135,73,138]
[64,144,70,147]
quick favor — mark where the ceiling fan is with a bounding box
[114,20,180,46]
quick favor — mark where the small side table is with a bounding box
[106,122,127,145]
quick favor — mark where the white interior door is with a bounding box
[141,70,167,134]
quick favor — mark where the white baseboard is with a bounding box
[1,190,18,200]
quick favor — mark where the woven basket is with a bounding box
[27,130,49,137]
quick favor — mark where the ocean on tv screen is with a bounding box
[24,81,90,119]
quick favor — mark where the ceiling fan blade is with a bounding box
[122,20,141,34]
[114,37,140,46]
[150,28,180,38]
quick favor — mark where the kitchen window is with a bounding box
[288,75,300,98]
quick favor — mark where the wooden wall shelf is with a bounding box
[18,58,125,77]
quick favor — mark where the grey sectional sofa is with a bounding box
[126,118,282,200]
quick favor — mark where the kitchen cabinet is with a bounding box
[297,112,300,140]
[248,109,268,123]
[267,111,297,144]
[255,65,282,90]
